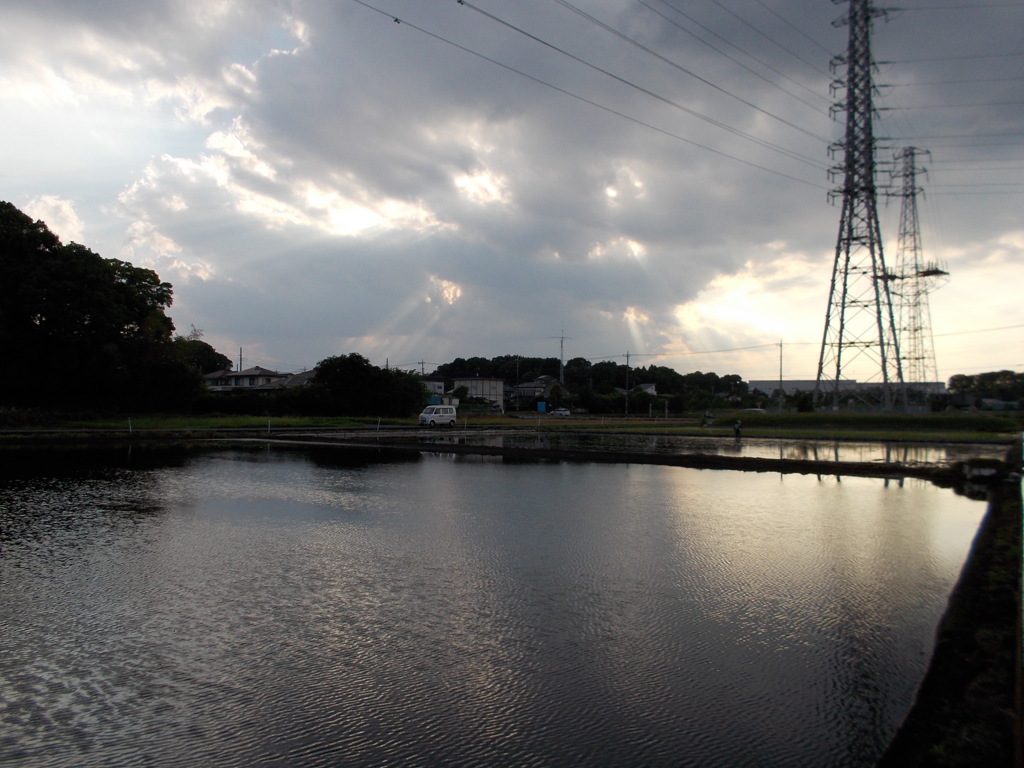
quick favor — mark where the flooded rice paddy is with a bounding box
[0,444,990,766]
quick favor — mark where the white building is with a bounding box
[452,377,505,407]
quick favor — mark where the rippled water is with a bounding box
[0,445,986,767]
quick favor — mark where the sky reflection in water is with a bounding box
[0,446,986,767]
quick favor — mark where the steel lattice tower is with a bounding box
[814,0,905,410]
[891,147,948,387]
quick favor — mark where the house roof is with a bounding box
[265,370,317,388]
[204,366,289,380]
[236,366,289,378]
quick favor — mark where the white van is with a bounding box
[418,405,457,427]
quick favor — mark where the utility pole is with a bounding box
[559,333,565,384]
[548,331,571,384]
[624,351,630,416]
[814,0,905,411]
[891,146,948,388]
[778,341,784,412]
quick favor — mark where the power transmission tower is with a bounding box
[891,146,948,388]
[814,0,905,410]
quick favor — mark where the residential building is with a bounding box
[452,377,505,407]
[204,366,292,393]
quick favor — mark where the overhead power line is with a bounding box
[545,0,829,141]
[934,323,1024,338]
[643,0,830,108]
[748,0,833,57]
[928,189,1024,195]
[881,52,1024,63]
[896,3,1023,10]
[456,0,827,168]
[889,100,1024,110]
[587,343,779,362]
[345,0,827,187]
[702,0,829,76]
[889,75,1024,86]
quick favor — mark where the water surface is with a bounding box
[0,446,985,767]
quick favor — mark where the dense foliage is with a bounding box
[430,355,753,413]
[312,353,426,417]
[171,327,233,375]
[948,370,1024,403]
[0,201,199,412]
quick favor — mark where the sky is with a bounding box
[2,0,1021,384]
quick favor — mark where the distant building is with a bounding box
[452,377,505,407]
[204,366,292,393]
[512,375,567,404]
[749,379,947,397]
[420,378,446,396]
[904,381,948,395]
[749,379,858,397]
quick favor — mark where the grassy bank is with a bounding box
[0,409,1019,442]
[479,410,1020,443]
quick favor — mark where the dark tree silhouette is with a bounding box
[0,200,205,411]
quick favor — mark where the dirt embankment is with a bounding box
[877,440,1022,767]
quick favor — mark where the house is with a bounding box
[420,377,446,397]
[204,366,293,393]
[513,375,561,401]
[273,369,318,389]
[451,377,505,408]
[511,375,573,411]
[613,383,656,396]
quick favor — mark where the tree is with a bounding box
[0,200,190,411]
[563,357,592,391]
[948,370,1024,403]
[315,353,425,417]
[172,327,233,374]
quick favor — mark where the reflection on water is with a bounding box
[0,446,986,767]
[417,431,1006,466]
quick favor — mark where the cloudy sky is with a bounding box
[2,0,1021,383]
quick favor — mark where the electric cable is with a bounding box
[546,0,830,142]
[344,0,829,186]
[456,0,829,169]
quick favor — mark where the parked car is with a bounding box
[419,405,457,427]
[551,407,571,417]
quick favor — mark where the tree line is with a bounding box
[432,356,753,413]
[947,371,1024,404]
[5,201,1014,419]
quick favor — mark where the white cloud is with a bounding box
[23,195,84,244]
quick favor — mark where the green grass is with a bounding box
[3,410,1020,444]
[59,414,370,430]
